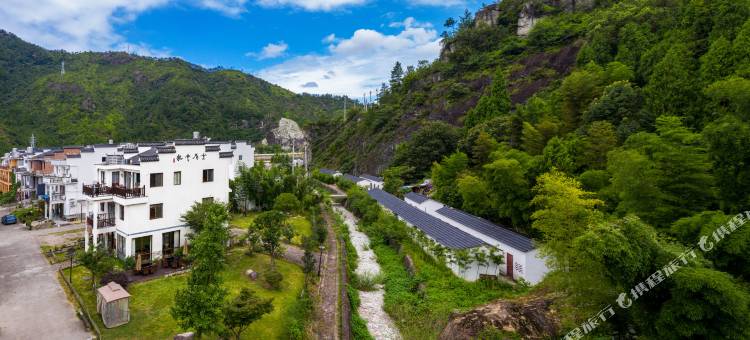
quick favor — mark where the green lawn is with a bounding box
[229,212,259,229]
[233,212,312,246]
[67,249,304,339]
[287,215,312,246]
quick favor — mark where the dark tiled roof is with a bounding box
[343,174,364,183]
[122,147,139,154]
[131,148,159,163]
[361,174,384,182]
[157,146,176,154]
[219,151,234,158]
[80,147,95,153]
[436,207,535,252]
[405,192,430,204]
[138,142,166,147]
[319,168,339,175]
[66,154,81,158]
[368,189,485,250]
[93,143,118,148]
[174,139,205,145]
[205,145,220,152]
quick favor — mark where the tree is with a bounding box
[644,43,703,127]
[609,116,715,227]
[390,61,404,88]
[182,200,230,234]
[700,36,734,83]
[222,288,274,340]
[273,193,300,214]
[431,152,469,207]
[172,202,230,337]
[531,170,604,270]
[457,174,494,219]
[521,122,545,155]
[249,210,293,265]
[703,114,750,211]
[383,166,408,195]
[483,156,532,226]
[464,69,511,128]
[559,63,606,132]
[470,131,499,166]
[444,17,456,30]
[583,81,647,140]
[392,121,460,181]
[655,267,750,339]
[77,245,115,290]
[581,121,618,169]
[733,19,750,77]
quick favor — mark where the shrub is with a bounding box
[100,270,129,289]
[352,272,384,291]
[274,193,301,214]
[121,256,136,270]
[264,267,284,290]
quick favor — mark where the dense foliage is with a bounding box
[316,0,750,337]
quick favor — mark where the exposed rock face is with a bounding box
[517,3,540,36]
[475,4,501,27]
[439,296,559,340]
[268,117,307,150]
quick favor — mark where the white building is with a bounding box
[404,192,549,284]
[360,174,384,190]
[82,139,246,262]
[368,189,505,282]
[318,168,342,178]
[344,174,382,190]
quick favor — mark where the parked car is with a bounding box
[2,214,17,225]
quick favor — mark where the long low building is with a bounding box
[404,191,549,284]
[368,189,507,282]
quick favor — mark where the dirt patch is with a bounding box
[439,295,560,340]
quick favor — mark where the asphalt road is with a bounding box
[0,208,91,339]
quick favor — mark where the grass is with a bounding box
[50,228,84,236]
[66,249,304,339]
[233,212,313,247]
[287,215,312,246]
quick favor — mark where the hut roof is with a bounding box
[98,282,130,302]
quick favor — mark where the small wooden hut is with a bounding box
[96,281,131,328]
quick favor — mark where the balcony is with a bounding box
[111,185,146,198]
[83,184,111,197]
[86,213,115,228]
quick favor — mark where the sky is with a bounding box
[0,0,484,98]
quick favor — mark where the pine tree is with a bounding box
[464,69,511,128]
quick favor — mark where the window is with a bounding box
[202,197,214,203]
[149,173,163,187]
[149,203,163,220]
[202,169,214,182]
[99,202,105,211]
[173,171,181,185]
[119,204,124,221]
[111,172,120,185]
[239,155,243,160]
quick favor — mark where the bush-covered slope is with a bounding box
[0,30,350,149]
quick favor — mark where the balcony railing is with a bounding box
[86,213,115,228]
[83,184,111,197]
[111,185,145,198]
[83,183,145,198]
[49,193,66,201]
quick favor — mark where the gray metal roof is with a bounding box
[404,192,430,204]
[343,174,365,183]
[361,174,384,182]
[367,189,485,250]
[319,168,339,175]
[436,206,535,252]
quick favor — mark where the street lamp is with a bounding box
[67,247,76,283]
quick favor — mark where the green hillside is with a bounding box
[314,0,750,337]
[0,30,350,149]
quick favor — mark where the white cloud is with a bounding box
[322,33,337,44]
[257,25,441,98]
[255,0,366,11]
[246,41,289,60]
[388,17,432,28]
[196,0,249,17]
[0,0,247,55]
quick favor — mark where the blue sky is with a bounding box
[0,0,484,97]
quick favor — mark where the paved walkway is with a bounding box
[335,205,401,340]
[0,210,91,339]
[317,205,342,340]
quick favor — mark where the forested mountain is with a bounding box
[0,30,350,149]
[314,0,750,337]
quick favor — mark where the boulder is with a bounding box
[245,269,258,280]
[439,295,559,340]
